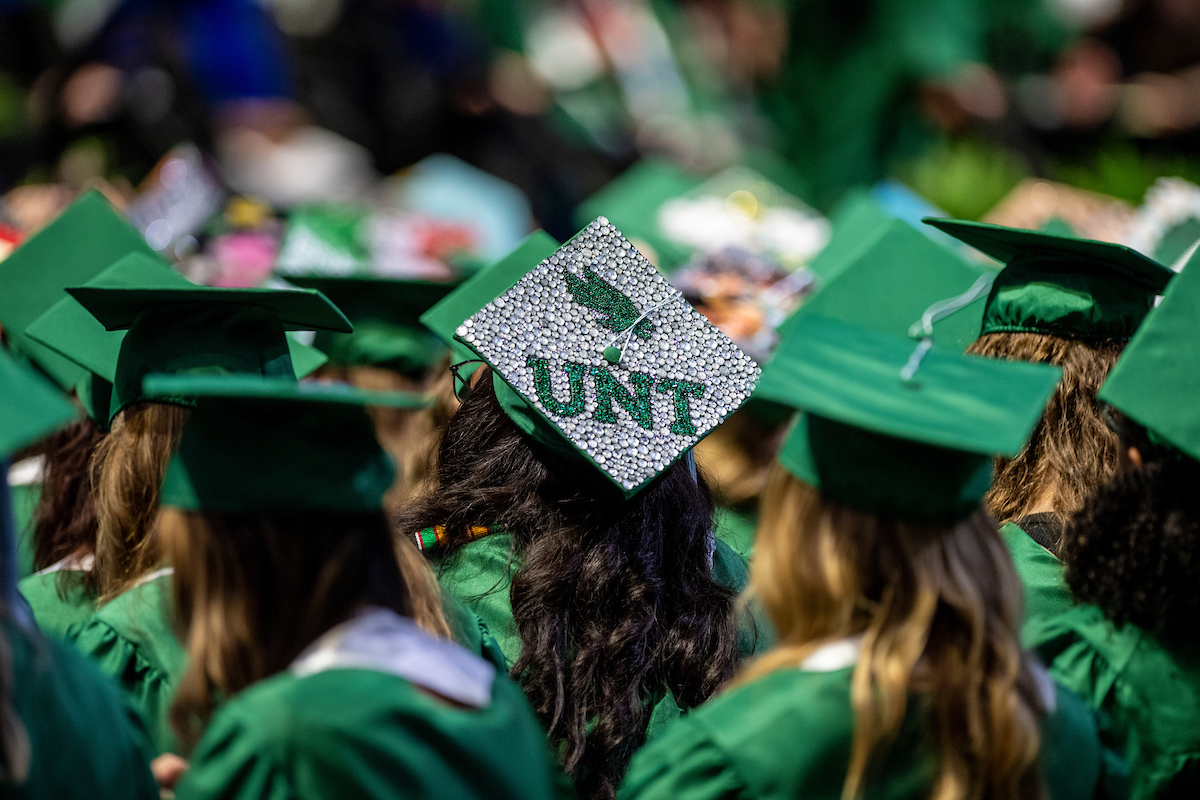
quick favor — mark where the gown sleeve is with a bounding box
[620,714,750,800]
[175,705,298,800]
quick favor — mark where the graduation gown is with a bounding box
[620,638,1106,800]
[67,569,186,756]
[1026,603,1200,799]
[433,532,774,739]
[3,619,157,800]
[1001,521,1073,638]
[18,556,98,641]
[175,608,570,800]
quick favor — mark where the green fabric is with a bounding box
[925,218,1173,341]
[620,664,1104,800]
[67,572,187,756]
[1001,521,1072,640]
[574,160,700,272]
[284,275,458,372]
[776,217,992,353]
[18,569,98,641]
[0,349,77,457]
[805,190,896,283]
[3,620,158,800]
[757,317,1061,524]
[1098,247,1200,463]
[1027,603,1200,799]
[434,533,772,740]
[10,480,39,579]
[441,589,508,671]
[0,190,154,390]
[154,376,423,514]
[174,662,568,800]
[713,506,756,561]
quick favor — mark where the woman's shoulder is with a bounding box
[68,568,183,675]
[17,569,97,640]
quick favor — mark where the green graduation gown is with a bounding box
[18,560,98,641]
[175,608,569,800]
[1001,521,1073,638]
[620,638,1106,800]
[3,619,158,800]
[713,506,757,561]
[433,533,774,738]
[1026,603,1200,799]
[67,568,186,756]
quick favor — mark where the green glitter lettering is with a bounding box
[564,269,653,339]
[591,366,655,430]
[656,378,707,436]
[528,357,586,416]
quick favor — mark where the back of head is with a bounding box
[750,467,1047,800]
[397,370,739,800]
[967,332,1122,524]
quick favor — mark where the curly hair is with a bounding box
[1062,437,1200,648]
[394,370,740,800]
[744,468,1048,800]
[967,332,1123,525]
[31,417,106,592]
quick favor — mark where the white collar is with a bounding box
[290,607,496,709]
[33,551,95,576]
[131,566,174,589]
[799,635,864,672]
[7,456,45,486]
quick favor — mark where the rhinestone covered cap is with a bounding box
[456,217,761,495]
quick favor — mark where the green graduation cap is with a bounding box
[924,218,1174,341]
[154,375,426,514]
[0,348,77,459]
[421,230,561,372]
[0,191,155,389]
[777,217,995,353]
[453,217,761,497]
[1098,248,1200,463]
[25,254,331,423]
[282,275,457,373]
[757,316,1061,524]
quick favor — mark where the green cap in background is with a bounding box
[777,218,994,353]
[924,218,1174,341]
[0,191,155,389]
[454,217,760,497]
[756,316,1061,524]
[804,190,896,283]
[422,230,561,370]
[154,375,425,514]
[25,254,331,423]
[282,275,457,374]
[1099,249,1200,463]
[0,348,77,458]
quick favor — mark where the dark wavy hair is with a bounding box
[1062,413,1200,648]
[31,418,106,592]
[394,369,740,800]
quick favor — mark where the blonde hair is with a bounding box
[694,407,785,505]
[91,403,190,603]
[967,332,1122,523]
[161,508,451,750]
[743,467,1046,800]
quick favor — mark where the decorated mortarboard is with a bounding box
[776,218,994,353]
[27,253,350,422]
[421,231,562,374]
[453,217,761,497]
[25,254,331,424]
[282,275,458,373]
[153,375,426,514]
[0,349,77,459]
[756,316,1061,524]
[923,218,1174,341]
[1098,248,1200,463]
[0,191,155,389]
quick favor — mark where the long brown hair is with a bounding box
[743,468,1047,800]
[31,418,106,593]
[162,507,450,751]
[967,332,1122,525]
[91,403,190,603]
[395,370,740,800]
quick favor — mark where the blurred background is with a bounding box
[4,0,1200,318]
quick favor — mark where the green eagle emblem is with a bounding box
[564,269,653,339]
